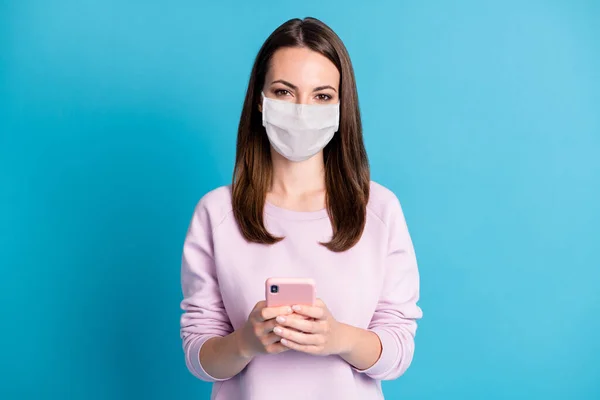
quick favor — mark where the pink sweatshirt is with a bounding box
[180,182,422,400]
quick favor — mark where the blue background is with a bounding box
[1,1,599,399]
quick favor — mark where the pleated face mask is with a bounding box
[261,92,340,162]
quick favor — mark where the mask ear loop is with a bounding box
[260,91,267,127]
[260,91,268,109]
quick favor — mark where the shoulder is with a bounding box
[367,181,405,227]
[198,185,233,209]
[193,185,234,231]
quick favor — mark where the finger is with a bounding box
[257,305,292,322]
[275,315,321,333]
[249,301,265,321]
[273,326,324,345]
[287,313,311,321]
[291,304,325,320]
[279,338,319,354]
[265,342,289,354]
[260,332,282,346]
[253,300,266,311]
[261,318,279,335]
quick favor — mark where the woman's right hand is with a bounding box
[237,301,294,358]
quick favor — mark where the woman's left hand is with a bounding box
[273,298,347,356]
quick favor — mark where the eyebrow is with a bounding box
[271,79,337,93]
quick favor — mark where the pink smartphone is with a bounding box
[265,277,316,308]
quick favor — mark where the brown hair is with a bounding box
[232,17,370,252]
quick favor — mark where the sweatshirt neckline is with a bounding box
[264,201,329,221]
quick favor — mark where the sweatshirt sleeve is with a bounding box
[358,196,423,381]
[180,199,234,382]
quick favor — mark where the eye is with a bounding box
[316,93,332,102]
[274,89,292,97]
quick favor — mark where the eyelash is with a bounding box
[273,89,333,102]
[274,89,292,97]
[316,94,332,101]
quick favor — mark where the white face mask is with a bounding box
[261,92,340,162]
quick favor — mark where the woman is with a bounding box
[180,17,422,400]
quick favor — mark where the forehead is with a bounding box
[266,47,340,88]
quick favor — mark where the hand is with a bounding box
[273,298,347,356]
[237,301,294,359]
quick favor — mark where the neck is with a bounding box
[270,151,326,196]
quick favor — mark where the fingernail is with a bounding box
[276,316,286,323]
[285,307,292,314]
[274,327,282,334]
[292,305,301,312]
[280,338,288,345]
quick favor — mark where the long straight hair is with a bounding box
[232,17,370,252]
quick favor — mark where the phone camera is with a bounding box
[270,285,279,294]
